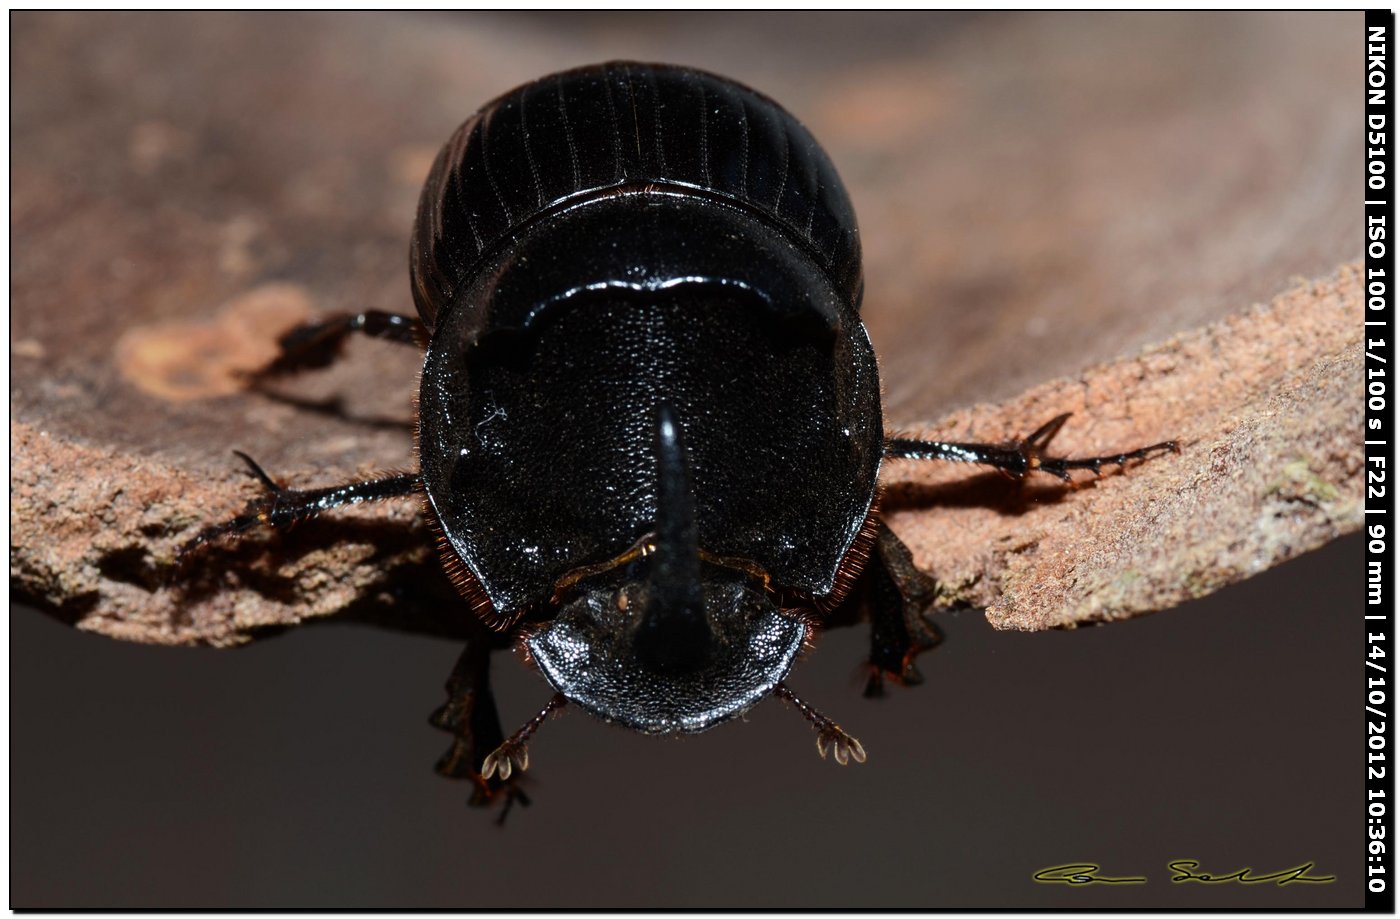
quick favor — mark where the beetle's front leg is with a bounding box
[252,310,426,379]
[178,451,420,558]
[430,642,530,817]
[863,524,942,698]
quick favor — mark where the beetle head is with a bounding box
[526,406,805,734]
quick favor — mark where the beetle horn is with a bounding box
[635,404,712,671]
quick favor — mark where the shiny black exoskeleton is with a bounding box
[184,62,1175,812]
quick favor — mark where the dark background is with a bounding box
[13,535,1361,908]
[11,11,1364,908]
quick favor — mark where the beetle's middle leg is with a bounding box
[863,524,942,698]
[253,310,426,378]
[178,451,420,557]
[886,413,1177,482]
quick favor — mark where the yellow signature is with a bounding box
[1033,861,1335,887]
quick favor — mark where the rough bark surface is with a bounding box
[882,264,1363,630]
[11,12,1362,645]
[11,264,1363,644]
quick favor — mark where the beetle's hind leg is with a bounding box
[250,310,426,379]
[177,451,420,558]
[430,643,531,819]
[886,412,1177,482]
[863,524,942,698]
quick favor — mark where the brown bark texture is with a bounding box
[883,265,1363,630]
[11,12,1362,645]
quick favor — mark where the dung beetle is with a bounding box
[183,62,1175,811]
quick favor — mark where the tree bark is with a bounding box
[10,12,1362,644]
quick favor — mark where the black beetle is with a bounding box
[183,62,1174,811]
